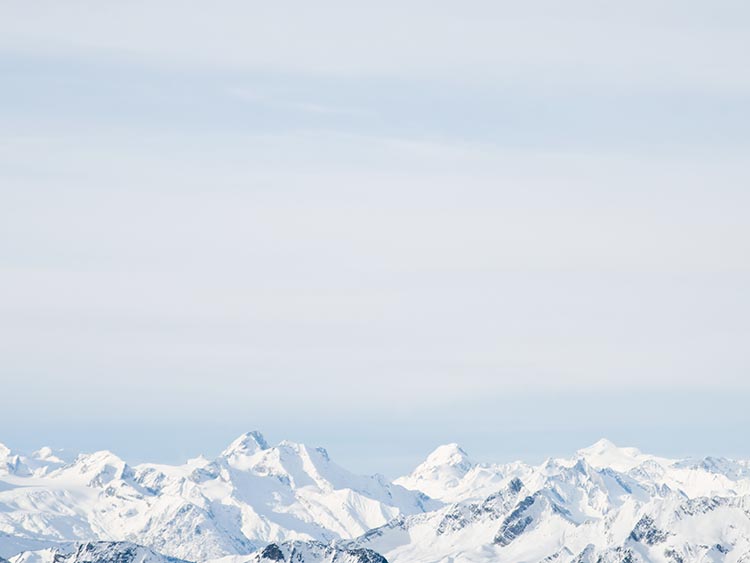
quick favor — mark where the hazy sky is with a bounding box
[2,1,749,476]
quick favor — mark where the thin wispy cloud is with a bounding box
[1,0,748,474]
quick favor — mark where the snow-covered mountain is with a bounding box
[0,432,432,561]
[3,435,750,563]
[9,541,189,563]
[353,439,750,563]
[246,540,386,563]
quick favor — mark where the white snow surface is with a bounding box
[0,432,432,561]
[3,434,750,563]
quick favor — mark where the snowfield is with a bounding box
[2,434,750,563]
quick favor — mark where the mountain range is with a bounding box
[2,433,749,563]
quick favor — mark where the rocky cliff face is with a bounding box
[249,541,387,563]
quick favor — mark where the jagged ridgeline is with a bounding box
[7,541,386,563]
[2,434,750,563]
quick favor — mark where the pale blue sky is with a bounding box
[1,0,749,476]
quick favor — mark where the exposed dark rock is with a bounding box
[251,540,388,563]
[494,495,536,546]
[629,515,669,545]
[258,544,285,561]
[47,542,189,563]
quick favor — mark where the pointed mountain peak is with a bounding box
[581,438,619,454]
[394,444,478,501]
[577,438,644,458]
[424,443,473,469]
[399,443,475,483]
[63,450,132,487]
[222,431,270,457]
[0,443,29,476]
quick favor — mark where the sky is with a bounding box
[1,1,749,477]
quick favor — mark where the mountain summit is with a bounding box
[3,436,750,563]
[574,438,658,472]
[221,431,270,457]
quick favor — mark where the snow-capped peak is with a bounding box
[56,450,134,487]
[582,438,620,453]
[0,444,31,476]
[221,431,270,458]
[394,443,477,501]
[421,443,474,472]
[6,437,750,563]
[575,439,648,472]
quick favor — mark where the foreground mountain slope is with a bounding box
[10,540,390,563]
[247,540,387,563]
[8,541,190,563]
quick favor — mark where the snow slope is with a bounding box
[4,435,750,563]
[354,439,750,562]
[0,432,432,561]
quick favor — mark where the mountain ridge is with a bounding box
[3,434,750,563]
